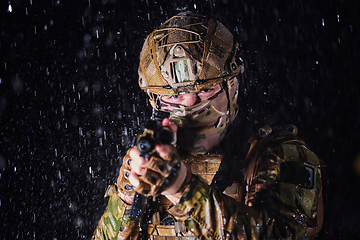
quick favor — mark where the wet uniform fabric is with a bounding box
[92,128,323,240]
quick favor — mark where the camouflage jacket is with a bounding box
[92,126,323,240]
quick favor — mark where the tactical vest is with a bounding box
[147,153,241,240]
[146,125,323,239]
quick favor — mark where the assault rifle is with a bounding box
[129,110,173,223]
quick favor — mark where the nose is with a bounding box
[182,93,201,106]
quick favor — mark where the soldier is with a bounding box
[92,12,323,240]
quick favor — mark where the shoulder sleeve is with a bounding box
[244,131,323,238]
[92,185,139,240]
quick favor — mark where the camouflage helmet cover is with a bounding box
[138,12,244,98]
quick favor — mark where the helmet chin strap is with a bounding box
[147,90,161,110]
[155,95,161,111]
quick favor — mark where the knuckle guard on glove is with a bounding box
[116,150,135,196]
[133,146,187,197]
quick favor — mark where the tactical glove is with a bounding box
[133,145,188,197]
[116,149,135,197]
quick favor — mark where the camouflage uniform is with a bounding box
[93,12,323,240]
[92,126,323,240]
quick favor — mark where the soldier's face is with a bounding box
[160,84,222,107]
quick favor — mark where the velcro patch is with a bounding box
[279,162,314,189]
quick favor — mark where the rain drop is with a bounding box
[0,154,6,171]
[11,76,24,93]
[93,106,102,115]
[84,34,91,43]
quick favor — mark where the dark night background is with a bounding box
[1,0,359,239]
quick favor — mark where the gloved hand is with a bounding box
[128,118,189,197]
[116,150,136,205]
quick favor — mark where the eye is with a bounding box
[200,88,212,93]
[161,95,181,102]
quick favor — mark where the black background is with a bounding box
[1,0,359,239]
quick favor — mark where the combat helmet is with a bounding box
[138,12,244,100]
